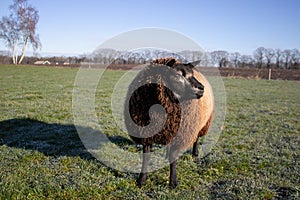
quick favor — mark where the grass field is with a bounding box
[0,65,299,199]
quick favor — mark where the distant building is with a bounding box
[34,60,51,65]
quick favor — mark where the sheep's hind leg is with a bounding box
[169,147,179,188]
[193,115,212,157]
[137,144,151,187]
[192,136,199,157]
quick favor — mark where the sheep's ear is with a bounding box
[188,60,201,68]
[165,59,176,67]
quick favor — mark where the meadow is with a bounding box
[0,65,299,199]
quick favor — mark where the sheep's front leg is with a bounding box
[169,148,179,188]
[137,144,151,187]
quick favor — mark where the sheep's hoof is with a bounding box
[192,148,199,157]
[192,151,199,157]
[169,180,178,189]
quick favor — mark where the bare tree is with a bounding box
[282,49,292,69]
[152,49,162,59]
[274,49,282,68]
[200,51,212,67]
[178,50,192,62]
[263,48,275,69]
[191,51,204,62]
[143,49,151,62]
[240,55,253,68]
[210,50,229,67]
[0,0,41,64]
[0,17,19,64]
[229,52,241,68]
[0,50,10,64]
[291,48,300,69]
[92,48,120,64]
[253,47,265,68]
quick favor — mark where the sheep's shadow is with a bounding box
[0,118,133,160]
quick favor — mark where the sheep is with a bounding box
[124,58,214,188]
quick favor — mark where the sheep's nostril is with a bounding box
[194,89,203,99]
[196,93,203,99]
[198,87,204,97]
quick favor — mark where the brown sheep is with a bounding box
[124,58,214,188]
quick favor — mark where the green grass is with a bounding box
[0,65,299,199]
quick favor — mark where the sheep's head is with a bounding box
[163,58,204,101]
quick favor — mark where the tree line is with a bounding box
[0,47,299,69]
[0,51,85,65]
[190,47,299,69]
[85,47,300,69]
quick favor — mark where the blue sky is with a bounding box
[0,0,299,56]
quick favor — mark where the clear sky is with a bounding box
[0,0,299,56]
